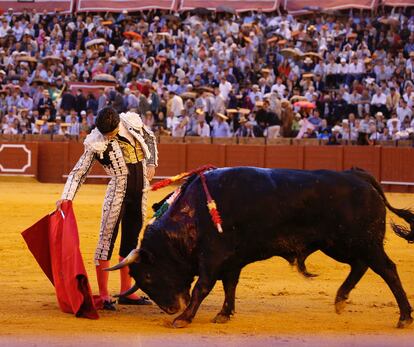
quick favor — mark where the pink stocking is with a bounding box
[96,260,111,301]
[119,257,139,299]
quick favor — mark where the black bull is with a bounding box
[108,167,414,328]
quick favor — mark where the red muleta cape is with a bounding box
[22,201,99,319]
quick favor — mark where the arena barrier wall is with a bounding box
[0,139,413,192]
[0,142,38,177]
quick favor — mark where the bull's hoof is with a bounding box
[397,317,413,329]
[211,313,231,324]
[335,300,347,314]
[302,270,318,278]
[172,318,191,328]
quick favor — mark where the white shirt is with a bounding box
[68,122,80,136]
[196,122,210,137]
[336,63,349,74]
[13,25,24,41]
[212,120,231,137]
[396,106,413,123]
[2,125,18,135]
[0,25,10,38]
[219,81,232,101]
[313,64,326,76]
[369,132,381,141]
[387,118,401,133]
[348,62,364,74]
[271,83,286,98]
[326,63,338,75]
[170,95,184,117]
[349,93,361,104]
[371,93,387,105]
[248,91,263,104]
[18,97,34,110]
[172,116,187,137]
[228,22,239,36]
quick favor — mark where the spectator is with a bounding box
[327,126,341,145]
[171,114,188,137]
[387,87,401,114]
[387,113,402,133]
[212,113,231,137]
[0,7,412,142]
[75,89,87,117]
[67,114,80,136]
[168,91,184,117]
[371,88,388,117]
[397,99,413,123]
[196,115,211,137]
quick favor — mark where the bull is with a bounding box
[107,167,414,328]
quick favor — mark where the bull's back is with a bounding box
[201,167,385,256]
[206,167,377,215]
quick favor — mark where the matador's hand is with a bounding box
[56,199,69,210]
[146,166,156,181]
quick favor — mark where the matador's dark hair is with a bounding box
[95,106,120,134]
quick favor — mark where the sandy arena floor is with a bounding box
[1,177,414,346]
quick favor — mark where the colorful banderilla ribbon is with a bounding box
[148,165,223,233]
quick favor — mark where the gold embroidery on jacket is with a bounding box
[117,138,144,164]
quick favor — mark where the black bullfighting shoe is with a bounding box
[102,300,117,311]
[118,296,152,306]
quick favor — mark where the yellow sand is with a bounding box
[1,177,414,345]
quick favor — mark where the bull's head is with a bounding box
[105,249,192,315]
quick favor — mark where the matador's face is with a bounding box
[103,126,119,140]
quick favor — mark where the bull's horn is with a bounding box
[113,283,140,298]
[104,249,139,271]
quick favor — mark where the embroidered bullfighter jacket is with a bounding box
[61,112,158,261]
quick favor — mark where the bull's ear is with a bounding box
[139,249,154,264]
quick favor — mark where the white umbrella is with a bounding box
[85,38,107,49]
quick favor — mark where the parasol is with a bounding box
[157,32,172,38]
[16,55,37,63]
[266,36,279,44]
[379,17,400,27]
[197,86,215,94]
[216,6,236,14]
[294,101,316,109]
[130,61,140,69]
[238,108,251,115]
[302,52,323,61]
[298,35,315,44]
[92,74,117,83]
[280,48,303,59]
[31,78,50,86]
[42,56,62,65]
[85,38,107,48]
[290,95,308,103]
[302,73,315,79]
[163,14,180,22]
[192,7,212,15]
[123,31,142,41]
[180,92,197,99]
[243,36,253,44]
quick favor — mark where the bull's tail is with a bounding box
[351,168,414,243]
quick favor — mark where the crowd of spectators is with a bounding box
[0,6,414,145]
